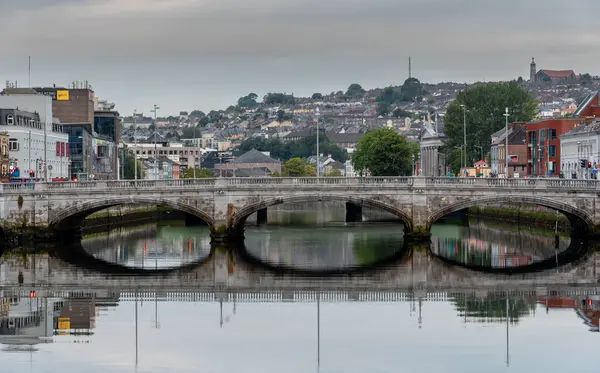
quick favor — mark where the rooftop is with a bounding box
[235,149,280,164]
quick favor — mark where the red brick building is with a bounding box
[525,91,600,177]
[573,91,600,118]
[525,119,580,177]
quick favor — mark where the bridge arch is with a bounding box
[50,197,215,231]
[231,195,412,232]
[427,195,593,233]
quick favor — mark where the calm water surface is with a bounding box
[1,204,597,372]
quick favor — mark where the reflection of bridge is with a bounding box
[1,177,599,243]
[1,249,599,294]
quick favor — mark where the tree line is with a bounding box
[238,135,348,163]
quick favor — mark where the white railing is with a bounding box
[0,176,599,193]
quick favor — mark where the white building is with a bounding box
[0,94,70,180]
[419,123,446,177]
[559,120,600,179]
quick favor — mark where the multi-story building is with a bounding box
[63,123,94,180]
[490,123,527,178]
[0,131,9,182]
[525,118,580,177]
[32,85,95,124]
[0,94,70,180]
[94,110,120,179]
[126,143,203,171]
[559,120,600,179]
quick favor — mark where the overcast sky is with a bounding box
[1,0,598,115]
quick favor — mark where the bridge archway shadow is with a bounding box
[51,239,216,276]
[50,197,215,241]
[230,195,412,235]
[427,196,593,236]
[430,237,590,275]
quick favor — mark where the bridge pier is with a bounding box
[404,228,432,244]
[210,222,244,247]
[345,202,363,223]
[256,208,268,225]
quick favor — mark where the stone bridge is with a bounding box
[0,177,599,244]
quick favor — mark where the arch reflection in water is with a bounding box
[429,220,584,272]
[241,223,406,273]
[80,223,212,269]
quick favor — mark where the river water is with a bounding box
[0,204,598,372]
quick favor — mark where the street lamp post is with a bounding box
[503,107,510,179]
[133,109,137,181]
[193,125,197,179]
[460,104,467,177]
[315,107,320,178]
[151,104,160,179]
[537,145,542,178]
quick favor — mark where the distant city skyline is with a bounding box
[2,0,598,115]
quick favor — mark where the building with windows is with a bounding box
[490,124,527,178]
[94,110,120,179]
[529,58,577,83]
[0,131,9,182]
[0,94,70,180]
[63,123,93,180]
[559,120,600,179]
[525,118,580,177]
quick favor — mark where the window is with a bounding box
[9,138,19,151]
[549,145,556,157]
[6,115,14,125]
[549,129,557,139]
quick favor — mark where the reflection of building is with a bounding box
[538,296,600,332]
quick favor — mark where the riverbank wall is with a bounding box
[83,206,191,235]
[467,204,570,233]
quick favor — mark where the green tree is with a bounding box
[283,158,316,176]
[181,167,213,178]
[376,86,402,105]
[237,93,259,108]
[123,153,144,179]
[443,82,537,173]
[237,135,347,162]
[400,77,424,102]
[352,128,415,176]
[311,93,323,100]
[263,93,295,105]
[376,102,390,116]
[345,83,366,99]
[276,109,285,122]
[189,110,205,118]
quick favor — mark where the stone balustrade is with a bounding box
[0,176,598,193]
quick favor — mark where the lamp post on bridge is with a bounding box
[314,106,320,178]
[133,109,138,181]
[503,107,510,179]
[460,104,467,177]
